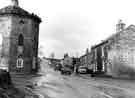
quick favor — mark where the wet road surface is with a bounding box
[30,60,135,98]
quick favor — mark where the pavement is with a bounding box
[11,73,42,98]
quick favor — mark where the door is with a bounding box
[16,58,23,69]
[97,47,102,72]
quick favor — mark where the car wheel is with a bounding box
[91,73,95,77]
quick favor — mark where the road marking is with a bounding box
[100,92,114,98]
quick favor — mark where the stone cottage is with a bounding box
[80,48,93,69]
[91,20,135,77]
[0,0,41,74]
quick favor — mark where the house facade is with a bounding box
[80,48,93,69]
[44,58,61,66]
[91,41,108,73]
[0,0,41,74]
[91,20,135,77]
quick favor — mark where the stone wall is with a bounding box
[107,25,135,77]
[0,15,39,74]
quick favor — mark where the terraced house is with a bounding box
[80,48,93,69]
[91,20,135,77]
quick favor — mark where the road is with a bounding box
[29,60,135,98]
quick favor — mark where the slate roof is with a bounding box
[0,6,41,23]
[91,24,135,49]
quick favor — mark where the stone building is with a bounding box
[0,0,41,74]
[43,57,61,67]
[91,20,135,77]
[91,41,108,73]
[80,48,93,69]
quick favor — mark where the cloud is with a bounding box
[39,14,93,58]
[2,0,135,58]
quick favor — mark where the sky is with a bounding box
[0,0,135,58]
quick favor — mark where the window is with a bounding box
[18,34,24,46]
[19,20,25,24]
[17,58,23,68]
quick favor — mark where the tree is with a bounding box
[64,53,69,58]
[49,52,55,59]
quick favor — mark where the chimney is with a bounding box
[86,48,89,54]
[116,19,126,32]
[10,0,19,7]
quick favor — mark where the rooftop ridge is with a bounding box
[0,5,41,23]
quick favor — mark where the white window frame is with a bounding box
[17,58,23,68]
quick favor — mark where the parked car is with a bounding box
[78,66,89,74]
[60,67,72,75]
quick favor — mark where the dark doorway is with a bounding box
[18,34,24,46]
[96,47,102,72]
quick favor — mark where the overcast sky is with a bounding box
[0,0,135,58]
